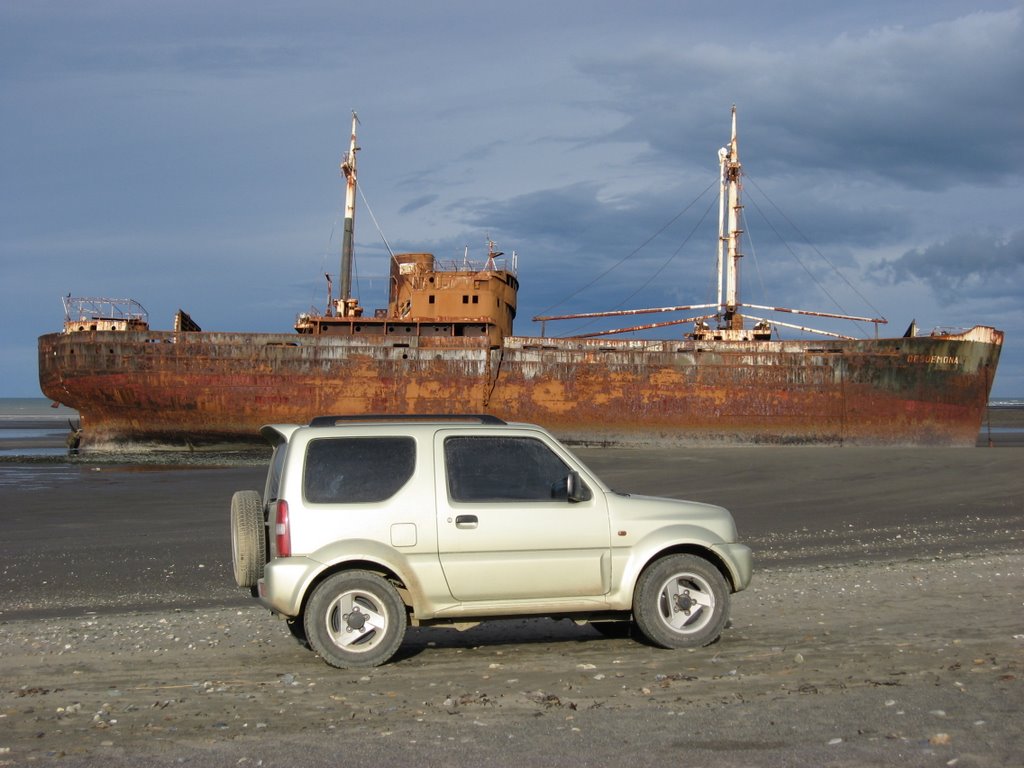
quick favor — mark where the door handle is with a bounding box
[454,514,479,529]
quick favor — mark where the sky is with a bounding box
[2,0,1022,398]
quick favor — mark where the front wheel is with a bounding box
[304,571,407,668]
[633,554,730,649]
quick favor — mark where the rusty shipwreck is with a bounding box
[38,110,1004,448]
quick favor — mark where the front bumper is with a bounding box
[711,542,754,591]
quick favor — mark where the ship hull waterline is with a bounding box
[38,325,1003,448]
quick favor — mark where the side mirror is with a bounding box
[552,471,589,503]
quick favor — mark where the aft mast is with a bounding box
[721,105,743,331]
[533,105,885,342]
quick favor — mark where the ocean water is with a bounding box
[989,398,1024,408]
[0,398,269,464]
[0,397,80,421]
[0,398,78,457]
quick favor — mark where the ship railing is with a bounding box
[534,300,887,340]
[434,256,517,275]
[61,296,149,324]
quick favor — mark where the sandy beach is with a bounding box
[1,553,1021,767]
[0,411,1021,766]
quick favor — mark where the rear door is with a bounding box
[435,430,611,602]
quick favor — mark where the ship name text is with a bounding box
[906,354,961,365]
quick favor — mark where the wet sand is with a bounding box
[2,405,1022,452]
[0,433,1021,765]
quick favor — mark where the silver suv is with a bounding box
[231,415,752,668]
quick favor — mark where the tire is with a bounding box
[304,570,408,668]
[285,618,308,647]
[230,490,266,588]
[633,554,730,649]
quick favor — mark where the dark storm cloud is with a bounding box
[398,195,439,215]
[875,230,1024,301]
[460,183,625,246]
[581,8,1024,191]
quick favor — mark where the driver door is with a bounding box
[435,431,611,602]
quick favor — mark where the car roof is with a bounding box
[260,417,540,446]
[307,414,507,427]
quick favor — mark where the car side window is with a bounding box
[264,444,287,503]
[444,435,574,502]
[303,437,416,504]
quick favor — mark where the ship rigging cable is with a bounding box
[560,191,719,338]
[744,173,886,325]
[358,183,397,262]
[534,178,718,321]
[343,182,398,303]
[321,183,397,308]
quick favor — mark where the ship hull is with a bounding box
[38,326,1002,448]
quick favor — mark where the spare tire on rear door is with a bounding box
[231,490,267,588]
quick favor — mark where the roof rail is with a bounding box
[308,414,507,427]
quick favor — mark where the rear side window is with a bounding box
[303,437,416,504]
[445,435,571,502]
[264,444,287,504]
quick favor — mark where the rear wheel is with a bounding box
[633,554,729,649]
[304,571,407,668]
[230,490,266,588]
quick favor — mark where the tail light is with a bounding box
[275,499,291,557]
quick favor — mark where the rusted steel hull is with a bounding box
[38,326,1002,448]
